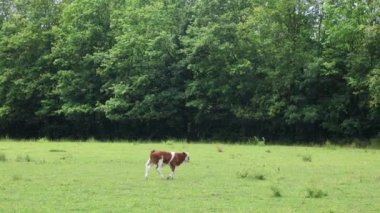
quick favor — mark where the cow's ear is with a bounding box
[183,152,187,156]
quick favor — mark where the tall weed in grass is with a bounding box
[16,155,33,162]
[248,136,266,146]
[306,188,328,198]
[271,186,282,197]
[237,169,249,179]
[12,175,22,181]
[49,149,66,153]
[302,155,312,162]
[324,140,338,150]
[237,169,267,181]
[254,174,266,180]
[216,145,223,153]
[37,138,49,143]
[0,153,6,162]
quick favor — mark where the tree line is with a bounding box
[0,0,379,142]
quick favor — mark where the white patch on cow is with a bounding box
[169,152,175,163]
[144,159,151,179]
[157,157,164,179]
[184,152,190,163]
[168,171,174,179]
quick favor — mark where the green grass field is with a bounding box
[0,140,379,212]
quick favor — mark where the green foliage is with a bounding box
[370,137,380,149]
[368,68,380,108]
[0,0,379,141]
[98,0,187,133]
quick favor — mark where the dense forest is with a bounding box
[0,0,379,142]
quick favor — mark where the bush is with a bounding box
[370,137,380,149]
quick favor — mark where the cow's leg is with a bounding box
[168,164,175,180]
[145,159,151,180]
[156,158,164,179]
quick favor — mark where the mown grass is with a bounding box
[0,140,379,212]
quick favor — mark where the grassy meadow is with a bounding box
[0,140,379,212]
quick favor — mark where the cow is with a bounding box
[145,150,190,180]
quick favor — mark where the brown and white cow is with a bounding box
[145,150,190,180]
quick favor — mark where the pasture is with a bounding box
[0,140,379,212]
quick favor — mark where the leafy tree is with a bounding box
[98,0,193,138]
[0,0,378,141]
[182,0,259,138]
[320,0,379,136]
[48,0,114,137]
[0,0,60,137]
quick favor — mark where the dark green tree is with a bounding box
[98,0,193,138]
[319,0,379,137]
[47,0,114,137]
[0,0,61,137]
